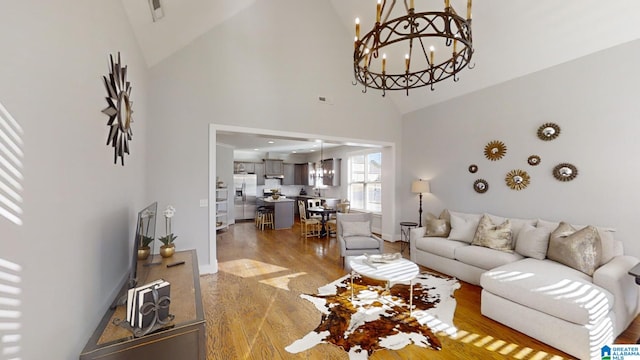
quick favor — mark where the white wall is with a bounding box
[400,39,640,258]
[0,1,149,359]
[147,1,402,270]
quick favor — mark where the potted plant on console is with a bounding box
[137,235,155,260]
[158,205,177,258]
[137,208,156,260]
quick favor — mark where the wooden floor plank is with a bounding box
[201,220,640,359]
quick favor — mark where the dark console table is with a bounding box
[80,250,205,360]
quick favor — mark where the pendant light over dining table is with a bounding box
[353,0,474,96]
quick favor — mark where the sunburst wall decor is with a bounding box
[101,52,133,166]
[484,140,507,161]
[505,169,530,190]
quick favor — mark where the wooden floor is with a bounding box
[201,220,640,359]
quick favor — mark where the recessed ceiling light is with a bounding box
[253,148,259,151]
[292,150,297,153]
[267,140,275,144]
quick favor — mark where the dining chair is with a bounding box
[298,200,319,238]
[306,198,322,221]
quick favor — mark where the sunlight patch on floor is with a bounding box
[259,272,307,291]
[446,328,565,359]
[219,258,288,278]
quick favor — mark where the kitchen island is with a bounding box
[258,197,295,229]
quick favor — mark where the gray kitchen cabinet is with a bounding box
[294,163,315,186]
[255,163,265,185]
[283,163,295,185]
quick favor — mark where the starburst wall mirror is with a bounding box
[101,52,133,166]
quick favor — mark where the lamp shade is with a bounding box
[411,180,430,194]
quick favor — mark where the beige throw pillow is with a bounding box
[515,224,550,260]
[342,221,370,237]
[425,209,451,237]
[547,222,602,276]
[449,211,482,243]
[471,214,514,252]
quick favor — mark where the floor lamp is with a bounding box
[411,180,430,227]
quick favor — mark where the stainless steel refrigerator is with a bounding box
[234,174,257,220]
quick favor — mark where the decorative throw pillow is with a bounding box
[471,214,514,252]
[425,209,451,237]
[547,222,602,276]
[448,211,482,243]
[515,224,550,260]
[342,221,370,237]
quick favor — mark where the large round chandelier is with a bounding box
[353,0,473,96]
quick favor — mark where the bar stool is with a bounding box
[255,206,267,228]
[256,207,274,231]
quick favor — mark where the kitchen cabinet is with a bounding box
[294,163,315,186]
[254,163,265,185]
[321,158,341,186]
[234,161,255,174]
[234,161,264,184]
[283,163,295,185]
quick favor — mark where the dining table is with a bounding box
[307,207,337,238]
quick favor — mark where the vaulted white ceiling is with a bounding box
[121,0,640,115]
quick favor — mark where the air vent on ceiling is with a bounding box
[149,0,164,22]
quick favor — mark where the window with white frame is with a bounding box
[348,151,381,212]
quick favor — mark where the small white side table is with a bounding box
[349,256,420,314]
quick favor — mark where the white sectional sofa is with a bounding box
[409,210,640,360]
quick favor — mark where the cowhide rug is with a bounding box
[286,272,460,359]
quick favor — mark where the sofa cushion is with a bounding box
[472,215,514,252]
[449,211,482,243]
[455,245,524,270]
[425,209,451,237]
[415,237,468,260]
[547,222,602,276]
[537,219,619,265]
[481,258,614,326]
[344,235,381,250]
[515,224,550,260]
[342,221,370,237]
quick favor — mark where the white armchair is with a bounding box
[337,213,384,266]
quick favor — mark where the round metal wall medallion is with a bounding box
[473,179,488,193]
[537,123,561,141]
[528,155,541,166]
[468,164,478,173]
[553,163,578,182]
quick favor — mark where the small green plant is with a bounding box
[158,234,177,247]
[139,235,155,248]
